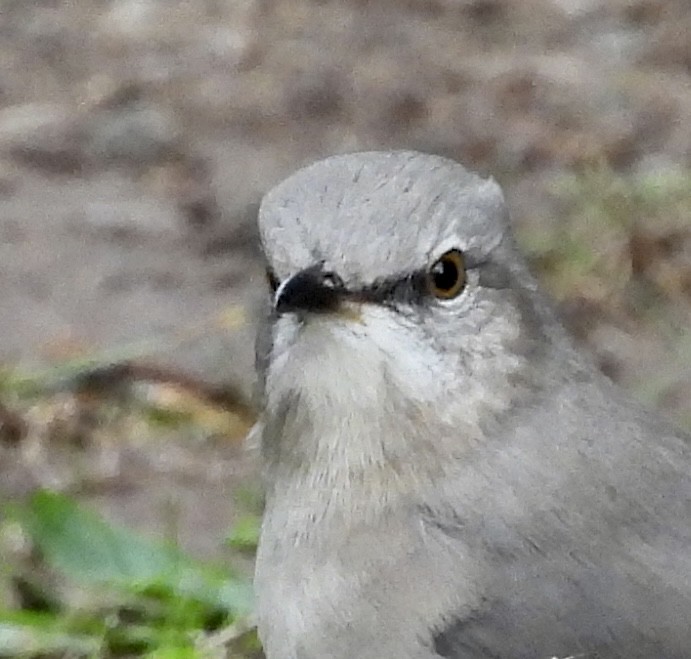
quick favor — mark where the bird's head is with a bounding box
[255,151,561,484]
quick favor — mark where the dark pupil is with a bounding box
[432,258,458,291]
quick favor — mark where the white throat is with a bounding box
[258,303,526,536]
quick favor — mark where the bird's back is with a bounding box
[429,372,691,658]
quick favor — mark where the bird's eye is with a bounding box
[427,249,467,299]
[266,268,280,292]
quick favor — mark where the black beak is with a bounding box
[275,265,346,315]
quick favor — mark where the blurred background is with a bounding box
[0,0,690,655]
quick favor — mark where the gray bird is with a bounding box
[252,150,691,659]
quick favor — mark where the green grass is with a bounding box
[0,491,261,658]
[0,348,261,657]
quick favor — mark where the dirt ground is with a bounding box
[0,0,690,557]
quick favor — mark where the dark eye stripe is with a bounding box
[353,271,429,307]
[353,254,496,308]
[294,251,501,310]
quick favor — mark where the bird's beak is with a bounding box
[274,265,346,315]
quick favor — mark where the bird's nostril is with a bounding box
[275,266,345,314]
[322,272,344,290]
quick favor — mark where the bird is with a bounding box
[252,150,691,659]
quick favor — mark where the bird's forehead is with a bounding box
[258,151,508,285]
